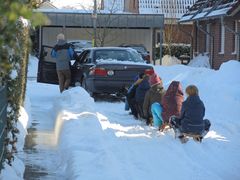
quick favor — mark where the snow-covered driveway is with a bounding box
[20,60,240,180]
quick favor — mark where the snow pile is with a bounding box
[0,104,30,180]
[0,158,25,180]
[2,55,240,179]
[188,54,211,68]
[27,55,38,78]
[157,55,181,66]
[52,61,240,179]
[56,87,95,111]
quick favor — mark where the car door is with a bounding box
[37,45,58,84]
[71,50,94,85]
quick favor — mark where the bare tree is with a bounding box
[163,0,177,56]
[78,0,121,47]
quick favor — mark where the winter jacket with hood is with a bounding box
[179,95,205,134]
[135,78,150,103]
[162,81,184,123]
[143,84,165,118]
[51,39,74,70]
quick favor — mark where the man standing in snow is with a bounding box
[51,33,74,93]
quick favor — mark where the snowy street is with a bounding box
[16,59,240,180]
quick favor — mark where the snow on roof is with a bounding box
[206,7,232,18]
[35,8,128,14]
[138,0,197,19]
[179,0,239,22]
[50,0,95,10]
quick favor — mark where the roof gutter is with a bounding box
[196,21,214,68]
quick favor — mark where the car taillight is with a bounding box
[144,68,154,76]
[89,68,108,76]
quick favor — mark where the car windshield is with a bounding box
[94,49,144,63]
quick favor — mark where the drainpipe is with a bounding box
[178,22,194,59]
[196,21,214,68]
[223,18,240,61]
[159,28,163,65]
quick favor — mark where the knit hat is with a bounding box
[149,73,162,86]
[57,33,65,40]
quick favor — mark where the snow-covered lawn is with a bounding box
[1,58,240,180]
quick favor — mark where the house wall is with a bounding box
[124,0,139,13]
[193,14,239,69]
[164,24,193,44]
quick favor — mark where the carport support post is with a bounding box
[159,28,163,65]
[152,28,156,65]
[93,0,97,47]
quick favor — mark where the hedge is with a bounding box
[0,0,46,168]
[155,44,191,59]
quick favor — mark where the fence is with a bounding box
[0,86,7,171]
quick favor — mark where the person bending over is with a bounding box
[51,33,75,93]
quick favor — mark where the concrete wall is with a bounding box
[41,27,154,59]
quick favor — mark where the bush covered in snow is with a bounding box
[156,55,181,66]
[156,44,191,59]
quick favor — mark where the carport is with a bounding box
[36,9,164,64]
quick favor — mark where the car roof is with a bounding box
[84,47,135,51]
[119,44,146,47]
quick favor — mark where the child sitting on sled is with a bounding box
[161,81,184,131]
[170,85,211,142]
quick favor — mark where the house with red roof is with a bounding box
[180,0,240,69]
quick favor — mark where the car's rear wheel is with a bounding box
[81,78,95,97]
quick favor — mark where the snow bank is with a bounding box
[0,105,30,180]
[43,60,239,180]
[51,60,240,180]
[27,55,38,78]
[188,54,211,68]
[156,55,181,66]
[0,56,35,180]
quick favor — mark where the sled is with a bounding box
[182,133,203,143]
[172,127,204,143]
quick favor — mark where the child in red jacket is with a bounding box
[162,81,184,124]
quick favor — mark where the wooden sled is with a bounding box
[182,133,203,143]
[172,128,204,143]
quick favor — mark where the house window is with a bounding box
[219,20,225,54]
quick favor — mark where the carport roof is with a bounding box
[37,9,164,29]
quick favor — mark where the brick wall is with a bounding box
[164,24,193,44]
[124,0,139,13]
[192,14,239,69]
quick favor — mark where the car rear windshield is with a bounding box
[70,41,92,49]
[130,47,147,53]
[94,49,144,63]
